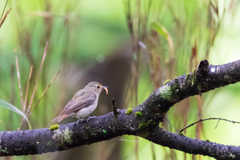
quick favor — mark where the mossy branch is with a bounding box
[1,60,240,160]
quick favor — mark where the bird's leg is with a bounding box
[77,119,85,123]
[86,116,96,122]
[77,116,96,123]
[77,117,88,123]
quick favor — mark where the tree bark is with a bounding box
[1,59,240,160]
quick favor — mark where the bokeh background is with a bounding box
[0,0,240,160]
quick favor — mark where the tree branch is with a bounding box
[1,60,240,159]
[140,127,239,160]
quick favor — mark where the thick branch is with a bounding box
[139,127,240,160]
[142,60,240,116]
[1,60,240,159]
[0,110,137,156]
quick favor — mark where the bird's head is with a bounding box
[85,82,108,95]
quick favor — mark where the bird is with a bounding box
[51,82,108,122]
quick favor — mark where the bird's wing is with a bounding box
[60,91,97,115]
[72,89,85,99]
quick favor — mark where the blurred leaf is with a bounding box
[0,99,32,129]
[151,21,168,39]
[151,21,174,57]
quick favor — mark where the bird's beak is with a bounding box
[102,86,108,94]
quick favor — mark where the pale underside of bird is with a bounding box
[52,82,108,122]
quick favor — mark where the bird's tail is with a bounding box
[51,114,68,122]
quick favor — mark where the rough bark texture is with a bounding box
[1,60,240,159]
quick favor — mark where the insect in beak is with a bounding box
[102,86,108,94]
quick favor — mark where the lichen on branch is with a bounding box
[1,60,240,159]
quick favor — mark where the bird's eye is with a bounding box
[97,86,100,89]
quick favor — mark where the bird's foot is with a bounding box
[77,116,96,123]
[77,118,87,123]
[77,119,83,123]
[86,116,96,122]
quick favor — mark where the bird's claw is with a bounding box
[77,119,84,123]
[77,116,96,123]
[86,116,96,122]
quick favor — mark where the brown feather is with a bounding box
[51,82,106,122]
[63,92,97,114]
[51,114,68,122]
[51,91,97,122]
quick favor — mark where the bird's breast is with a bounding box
[76,97,99,119]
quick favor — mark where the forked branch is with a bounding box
[1,59,240,160]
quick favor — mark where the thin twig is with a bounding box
[0,0,8,22]
[179,118,240,134]
[23,65,33,113]
[15,49,24,110]
[112,97,120,116]
[27,41,48,115]
[215,119,221,129]
[0,6,12,28]
[31,70,60,113]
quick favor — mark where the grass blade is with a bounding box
[0,99,32,129]
[0,0,8,23]
[32,70,60,112]
[24,65,33,113]
[0,6,12,28]
[27,41,48,115]
[151,21,174,57]
[15,49,24,110]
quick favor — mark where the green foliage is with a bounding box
[0,99,32,129]
[151,21,170,40]
[0,0,237,159]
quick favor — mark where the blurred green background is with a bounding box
[1,0,240,160]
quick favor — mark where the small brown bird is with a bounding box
[52,82,108,122]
